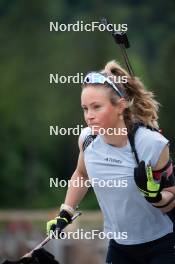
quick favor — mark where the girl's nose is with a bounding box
[86,111,95,121]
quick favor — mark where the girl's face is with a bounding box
[81,86,124,133]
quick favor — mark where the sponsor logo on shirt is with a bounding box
[104,157,122,164]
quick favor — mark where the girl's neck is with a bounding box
[102,120,128,148]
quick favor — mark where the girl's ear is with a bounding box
[117,98,127,114]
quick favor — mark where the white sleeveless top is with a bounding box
[80,126,173,245]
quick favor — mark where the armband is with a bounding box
[153,159,175,188]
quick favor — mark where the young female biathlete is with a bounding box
[47,61,175,263]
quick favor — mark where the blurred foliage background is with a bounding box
[0,0,174,209]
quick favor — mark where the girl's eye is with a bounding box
[82,107,88,112]
[94,105,101,109]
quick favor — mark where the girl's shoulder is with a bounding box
[135,126,169,167]
[135,126,168,145]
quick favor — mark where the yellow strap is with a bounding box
[57,216,69,224]
[146,166,160,192]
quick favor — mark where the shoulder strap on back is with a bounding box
[83,134,97,152]
[128,123,140,165]
[128,122,159,165]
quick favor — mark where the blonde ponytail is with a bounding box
[101,60,160,131]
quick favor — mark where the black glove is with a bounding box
[134,161,162,203]
[46,210,72,235]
